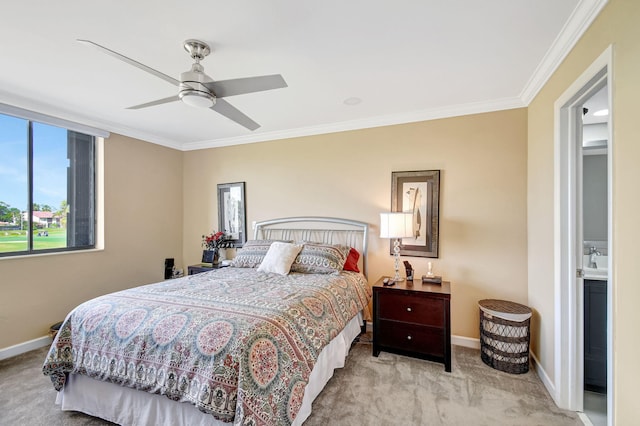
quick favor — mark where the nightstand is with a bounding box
[187,263,227,275]
[372,277,452,372]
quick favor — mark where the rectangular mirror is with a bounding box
[217,182,246,247]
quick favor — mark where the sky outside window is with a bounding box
[0,114,28,212]
[33,122,69,212]
[0,115,68,212]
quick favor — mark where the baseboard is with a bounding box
[530,351,556,401]
[0,335,52,361]
[452,335,480,349]
[577,412,594,426]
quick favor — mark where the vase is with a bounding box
[201,249,219,265]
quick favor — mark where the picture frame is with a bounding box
[201,250,215,264]
[217,182,246,248]
[391,170,440,258]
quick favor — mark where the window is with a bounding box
[0,112,97,256]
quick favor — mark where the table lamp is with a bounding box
[380,212,413,282]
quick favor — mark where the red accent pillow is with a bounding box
[343,247,360,273]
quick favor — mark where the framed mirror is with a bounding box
[217,182,246,247]
[391,170,440,258]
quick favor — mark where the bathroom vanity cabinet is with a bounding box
[584,279,607,393]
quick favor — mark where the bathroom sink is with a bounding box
[584,267,607,278]
[583,255,608,279]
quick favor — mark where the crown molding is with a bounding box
[99,126,183,150]
[0,93,522,152]
[0,0,608,152]
[178,0,610,151]
[181,96,525,151]
[519,0,609,104]
[0,90,183,150]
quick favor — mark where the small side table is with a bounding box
[373,277,452,372]
[187,263,227,275]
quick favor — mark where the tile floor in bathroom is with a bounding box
[583,391,607,426]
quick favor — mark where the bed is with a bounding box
[43,217,371,426]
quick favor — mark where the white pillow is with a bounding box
[257,242,303,275]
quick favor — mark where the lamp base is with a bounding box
[392,238,405,283]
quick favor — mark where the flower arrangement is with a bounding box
[202,231,234,251]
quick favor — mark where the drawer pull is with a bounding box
[407,335,412,340]
[406,307,412,312]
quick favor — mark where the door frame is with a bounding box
[553,45,613,422]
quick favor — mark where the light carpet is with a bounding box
[0,335,580,425]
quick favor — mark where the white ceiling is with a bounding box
[0,1,607,151]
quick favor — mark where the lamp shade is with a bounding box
[380,212,414,239]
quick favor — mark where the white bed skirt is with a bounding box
[56,313,363,426]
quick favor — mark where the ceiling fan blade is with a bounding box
[127,95,180,110]
[211,99,260,131]
[204,74,287,98]
[77,39,180,87]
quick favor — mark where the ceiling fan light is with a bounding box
[180,91,215,108]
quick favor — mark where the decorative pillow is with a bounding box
[257,242,303,275]
[343,247,361,273]
[231,239,292,268]
[291,243,349,274]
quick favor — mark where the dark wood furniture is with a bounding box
[584,279,607,393]
[372,277,451,372]
[187,263,227,275]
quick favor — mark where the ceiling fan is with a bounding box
[77,39,287,131]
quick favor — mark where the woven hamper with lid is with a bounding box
[478,299,532,374]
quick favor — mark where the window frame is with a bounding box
[0,105,107,258]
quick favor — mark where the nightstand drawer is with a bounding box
[372,277,451,372]
[378,292,444,326]
[377,320,444,357]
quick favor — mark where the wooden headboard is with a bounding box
[253,216,369,278]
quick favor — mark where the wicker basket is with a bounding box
[478,299,532,374]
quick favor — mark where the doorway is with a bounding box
[581,84,609,426]
[554,46,613,426]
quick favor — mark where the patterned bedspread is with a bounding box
[42,268,371,425]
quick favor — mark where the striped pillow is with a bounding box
[231,240,292,268]
[291,243,350,274]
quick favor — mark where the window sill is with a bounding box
[0,246,104,261]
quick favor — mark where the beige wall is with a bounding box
[0,133,184,348]
[0,107,527,349]
[183,109,528,339]
[527,0,639,421]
